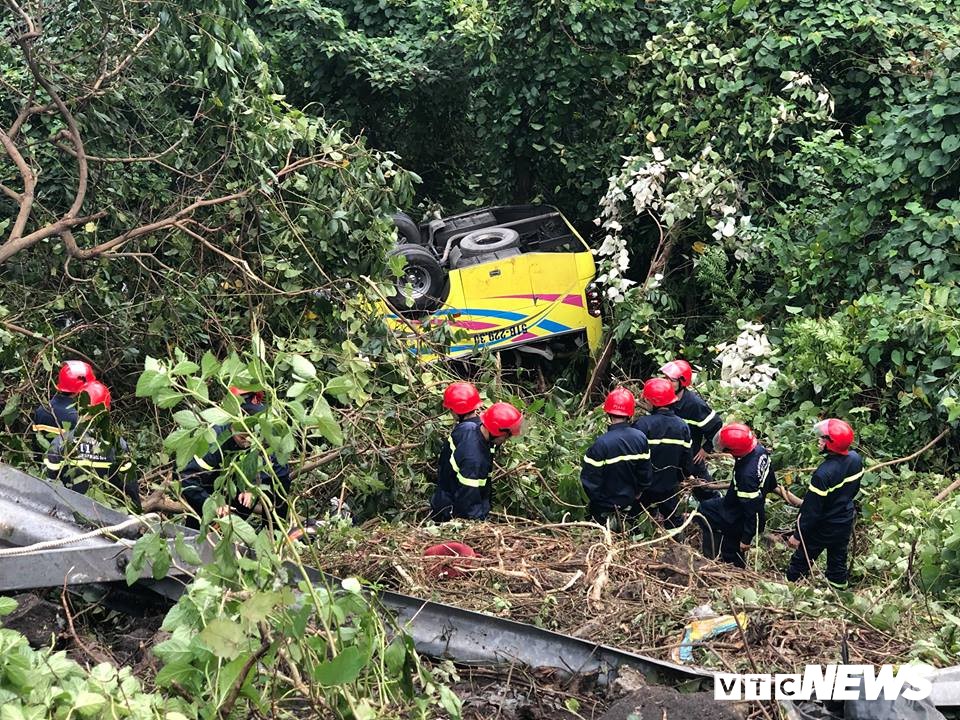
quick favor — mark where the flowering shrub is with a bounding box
[714,321,780,392]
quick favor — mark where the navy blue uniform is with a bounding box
[786,451,864,587]
[673,388,722,500]
[32,394,80,455]
[180,426,292,526]
[698,444,775,567]
[45,428,140,510]
[580,422,651,522]
[430,420,494,520]
[632,409,692,528]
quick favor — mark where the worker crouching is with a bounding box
[698,423,776,567]
[430,401,523,521]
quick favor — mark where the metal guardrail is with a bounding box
[0,464,202,591]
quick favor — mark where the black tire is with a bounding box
[459,227,520,256]
[392,212,423,245]
[387,244,446,313]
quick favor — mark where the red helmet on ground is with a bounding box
[661,359,693,388]
[642,378,678,407]
[82,381,111,410]
[814,418,854,455]
[714,423,757,457]
[603,387,636,417]
[443,382,482,415]
[424,541,477,580]
[57,360,96,394]
[481,402,524,438]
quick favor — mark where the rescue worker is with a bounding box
[580,388,651,526]
[785,419,863,588]
[45,381,141,511]
[632,378,692,529]
[32,360,97,452]
[430,401,523,521]
[443,382,483,424]
[433,382,484,520]
[180,386,291,528]
[698,423,776,568]
[661,359,722,500]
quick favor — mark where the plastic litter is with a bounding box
[670,612,748,664]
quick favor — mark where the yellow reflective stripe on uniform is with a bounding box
[583,452,650,467]
[737,490,761,499]
[44,458,62,470]
[807,469,864,497]
[448,436,487,488]
[458,476,486,487]
[192,455,214,471]
[32,424,62,434]
[647,438,692,447]
[70,459,113,469]
[683,410,717,428]
[117,461,133,472]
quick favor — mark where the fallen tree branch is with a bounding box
[868,427,950,473]
[0,320,98,366]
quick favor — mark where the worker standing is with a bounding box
[430,401,523,521]
[661,360,722,500]
[45,381,140,511]
[632,378,692,529]
[180,386,291,528]
[785,419,863,588]
[580,388,651,526]
[32,360,97,452]
[698,423,776,567]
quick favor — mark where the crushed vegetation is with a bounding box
[312,517,930,675]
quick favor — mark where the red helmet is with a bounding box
[424,541,477,580]
[443,382,482,415]
[714,423,757,457]
[229,386,265,406]
[481,402,523,438]
[57,360,96,394]
[82,381,111,410]
[814,418,854,455]
[661,359,693,388]
[642,378,678,407]
[603,387,636,417]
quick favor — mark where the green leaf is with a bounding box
[201,406,233,424]
[0,597,16,616]
[240,590,286,623]
[942,135,960,154]
[201,351,220,378]
[288,354,317,380]
[199,619,247,660]
[731,0,749,12]
[439,685,462,717]
[171,360,200,377]
[313,646,365,685]
[324,375,355,401]
[155,388,185,409]
[173,410,200,429]
[136,370,168,397]
[72,691,106,716]
[174,533,202,566]
[383,638,406,675]
[217,655,252,703]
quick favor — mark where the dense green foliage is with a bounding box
[4,0,960,715]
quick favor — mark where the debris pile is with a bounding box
[313,519,913,674]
